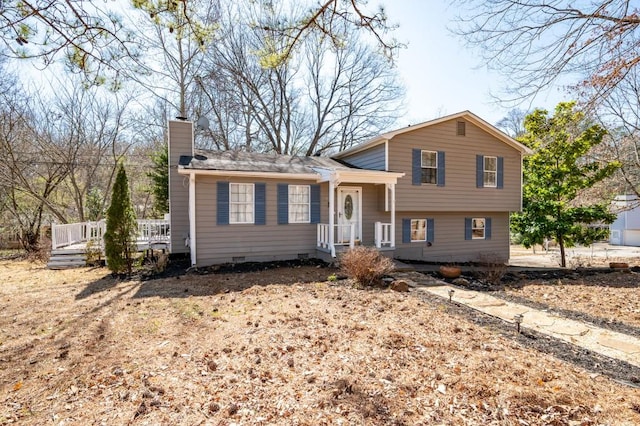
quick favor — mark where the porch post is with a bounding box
[328,179,335,257]
[189,173,197,266]
[390,183,396,248]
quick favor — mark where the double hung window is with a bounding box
[288,185,310,223]
[230,183,254,224]
[421,151,437,184]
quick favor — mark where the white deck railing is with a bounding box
[52,221,105,249]
[52,219,170,250]
[374,222,393,248]
[137,219,171,245]
[317,223,355,252]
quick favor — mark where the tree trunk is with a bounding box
[558,234,566,268]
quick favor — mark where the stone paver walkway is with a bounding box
[392,271,640,369]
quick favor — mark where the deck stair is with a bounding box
[47,248,87,269]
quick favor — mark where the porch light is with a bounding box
[514,314,524,333]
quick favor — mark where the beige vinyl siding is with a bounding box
[194,179,391,266]
[394,211,510,262]
[195,176,326,266]
[168,120,192,254]
[389,119,522,212]
[340,143,386,170]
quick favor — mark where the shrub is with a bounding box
[340,246,394,287]
[475,253,507,285]
[104,163,138,274]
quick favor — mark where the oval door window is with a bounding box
[344,195,353,220]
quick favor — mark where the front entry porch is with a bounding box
[313,167,404,258]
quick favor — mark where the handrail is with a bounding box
[317,223,355,254]
[52,219,170,250]
[374,222,393,248]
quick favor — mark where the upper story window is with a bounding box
[288,185,310,223]
[472,218,486,239]
[457,121,466,136]
[411,219,426,242]
[421,150,437,184]
[483,156,497,187]
[230,183,254,224]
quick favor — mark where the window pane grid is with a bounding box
[230,183,254,224]
[472,217,485,239]
[421,150,437,184]
[411,219,426,242]
[483,156,497,187]
[289,185,310,223]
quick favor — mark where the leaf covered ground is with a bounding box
[1,260,639,425]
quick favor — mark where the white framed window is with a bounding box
[288,185,310,223]
[472,218,486,239]
[411,219,426,242]
[229,183,254,224]
[421,150,437,184]
[483,156,497,187]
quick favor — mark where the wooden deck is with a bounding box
[48,220,171,269]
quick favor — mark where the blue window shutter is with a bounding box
[402,219,410,243]
[497,157,504,189]
[217,181,229,225]
[412,149,421,185]
[310,184,321,223]
[476,155,484,188]
[486,217,492,240]
[437,151,445,187]
[465,217,472,240]
[255,183,266,225]
[277,184,288,225]
[426,218,435,243]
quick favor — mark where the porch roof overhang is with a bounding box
[313,167,405,186]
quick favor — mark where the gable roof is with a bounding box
[333,110,533,159]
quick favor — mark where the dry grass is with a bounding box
[505,271,640,329]
[1,260,639,425]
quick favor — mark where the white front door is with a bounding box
[337,187,362,243]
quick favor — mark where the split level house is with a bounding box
[168,111,532,267]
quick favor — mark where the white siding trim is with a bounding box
[390,183,396,248]
[384,140,389,171]
[189,173,196,266]
[329,180,335,257]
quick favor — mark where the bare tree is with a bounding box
[0,82,70,251]
[194,1,404,155]
[453,1,640,105]
[495,108,528,138]
[40,79,136,222]
[1,0,399,84]
[131,0,220,118]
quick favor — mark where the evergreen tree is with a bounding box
[104,163,138,274]
[147,143,169,217]
[512,102,620,267]
[86,187,104,221]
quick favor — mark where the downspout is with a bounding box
[390,183,396,248]
[189,173,197,266]
[329,177,335,258]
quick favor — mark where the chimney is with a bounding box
[168,119,194,255]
